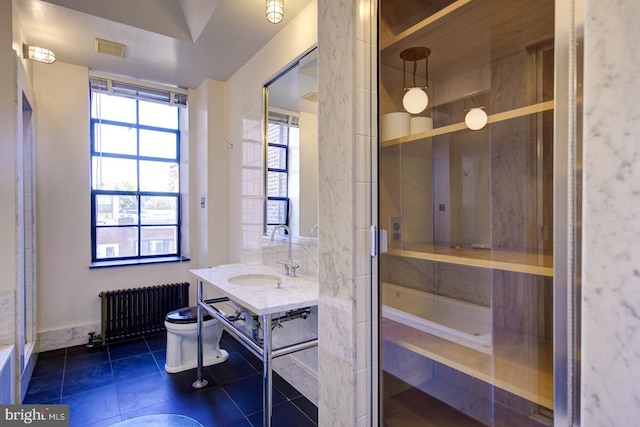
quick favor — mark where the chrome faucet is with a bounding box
[270,225,299,277]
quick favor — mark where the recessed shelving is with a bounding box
[379,0,556,419]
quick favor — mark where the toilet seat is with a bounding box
[165,306,212,324]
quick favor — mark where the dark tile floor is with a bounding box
[24,331,318,427]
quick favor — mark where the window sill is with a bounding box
[90,256,190,269]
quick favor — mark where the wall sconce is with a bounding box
[400,47,430,115]
[465,107,488,130]
[464,96,488,130]
[23,44,56,64]
[266,0,284,24]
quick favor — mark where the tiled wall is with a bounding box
[317,0,375,425]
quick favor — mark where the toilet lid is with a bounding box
[165,306,212,324]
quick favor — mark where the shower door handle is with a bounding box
[371,225,388,257]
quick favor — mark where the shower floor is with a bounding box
[24,331,317,427]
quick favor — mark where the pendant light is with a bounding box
[400,47,430,115]
[266,0,284,24]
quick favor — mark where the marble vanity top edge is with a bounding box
[189,263,319,315]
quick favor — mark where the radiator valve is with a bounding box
[86,332,102,348]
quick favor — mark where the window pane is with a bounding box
[140,226,177,255]
[93,123,137,155]
[91,93,136,123]
[95,227,138,258]
[266,198,288,225]
[267,171,287,197]
[141,196,178,224]
[91,86,182,263]
[140,161,179,192]
[268,122,289,146]
[139,129,177,159]
[92,157,137,190]
[267,146,287,169]
[96,195,138,225]
[139,100,178,129]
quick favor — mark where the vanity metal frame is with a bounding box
[192,280,318,427]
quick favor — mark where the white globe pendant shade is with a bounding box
[464,107,488,130]
[402,87,429,114]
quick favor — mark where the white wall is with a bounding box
[0,0,17,295]
[33,62,196,350]
[227,1,317,264]
[0,0,18,404]
[226,0,319,403]
[191,79,228,269]
[299,108,319,236]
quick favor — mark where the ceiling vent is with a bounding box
[94,38,126,58]
[301,91,318,103]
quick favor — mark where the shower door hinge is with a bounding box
[370,225,387,257]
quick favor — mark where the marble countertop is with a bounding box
[190,263,319,316]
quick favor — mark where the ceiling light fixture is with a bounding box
[266,0,284,24]
[23,43,56,64]
[400,47,430,115]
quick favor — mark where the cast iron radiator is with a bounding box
[98,282,190,344]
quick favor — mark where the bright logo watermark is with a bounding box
[1,405,68,426]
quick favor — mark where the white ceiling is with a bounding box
[15,0,313,88]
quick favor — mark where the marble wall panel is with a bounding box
[492,270,552,339]
[0,291,14,346]
[435,263,492,307]
[581,0,640,425]
[380,255,434,291]
[381,255,491,307]
[318,0,361,419]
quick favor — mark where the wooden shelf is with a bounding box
[386,243,553,277]
[380,101,554,148]
[383,319,554,409]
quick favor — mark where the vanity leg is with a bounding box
[192,280,208,389]
[262,314,273,427]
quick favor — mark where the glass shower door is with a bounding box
[378,0,556,425]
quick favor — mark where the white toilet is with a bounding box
[164,306,229,373]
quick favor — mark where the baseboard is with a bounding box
[0,346,14,404]
[20,342,37,403]
[37,323,101,352]
[273,353,318,405]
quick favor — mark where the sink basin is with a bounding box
[228,274,282,287]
